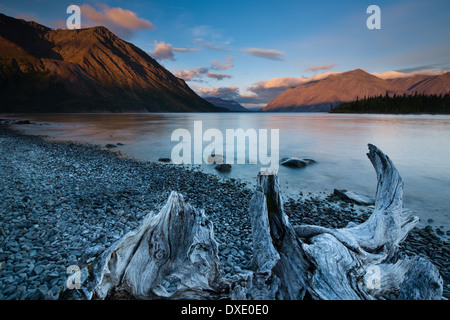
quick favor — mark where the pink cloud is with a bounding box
[150,41,174,61]
[81,4,154,39]
[304,64,337,72]
[150,41,199,60]
[211,56,233,70]
[197,86,240,98]
[371,69,449,79]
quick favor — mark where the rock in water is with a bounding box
[333,189,375,205]
[280,157,315,168]
[13,120,31,125]
[215,164,232,172]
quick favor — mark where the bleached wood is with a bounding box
[63,144,442,300]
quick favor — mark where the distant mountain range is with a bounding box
[204,97,249,111]
[263,69,450,112]
[0,13,224,113]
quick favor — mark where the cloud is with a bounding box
[172,47,199,53]
[304,64,337,72]
[194,39,229,51]
[243,48,286,61]
[190,25,232,52]
[190,25,220,39]
[206,72,233,80]
[395,64,450,74]
[197,86,240,99]
[372,69,449,79]
[173,67,209,81]
[150,41,174,61]
[81,4,154,39]
[173,60,232,81]
[150,41,199,61]
[210,56,233,70]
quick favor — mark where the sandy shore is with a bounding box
[0,123,448,300]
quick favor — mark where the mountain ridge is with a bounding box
[263,69,450,112]
[0,13,223,113]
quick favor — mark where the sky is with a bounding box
[1,0,450,108]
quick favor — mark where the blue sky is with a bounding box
[1,0,449,107]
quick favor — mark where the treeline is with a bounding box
[330,93,450,114]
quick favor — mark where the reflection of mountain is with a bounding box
[263,69,450,112]
[204,97,249,112]
[0,14,223,113]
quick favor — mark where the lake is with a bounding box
[4,112,450,229]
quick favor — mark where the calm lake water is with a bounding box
[4,112,450,229]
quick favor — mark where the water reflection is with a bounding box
[5,112,450,228]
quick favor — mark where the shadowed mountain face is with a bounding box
[204,97,249,112]
[0,14,222,113]
[263,69,450,112]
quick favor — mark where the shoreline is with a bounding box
[0,124,448,300]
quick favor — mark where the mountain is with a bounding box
[263,69,450,112]
[387,72,450,95]
[204,97,249,112]
[0,14,222,113]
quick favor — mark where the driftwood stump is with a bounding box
[62,144,443,300]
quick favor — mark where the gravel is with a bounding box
[0,124,448,300]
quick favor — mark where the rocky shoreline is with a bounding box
[0,124,448,300]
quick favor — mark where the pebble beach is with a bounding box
[0,123,448,300]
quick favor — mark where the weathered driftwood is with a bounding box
[62,144,443,300]
[293,144,440,299]
[62,191,226,300]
